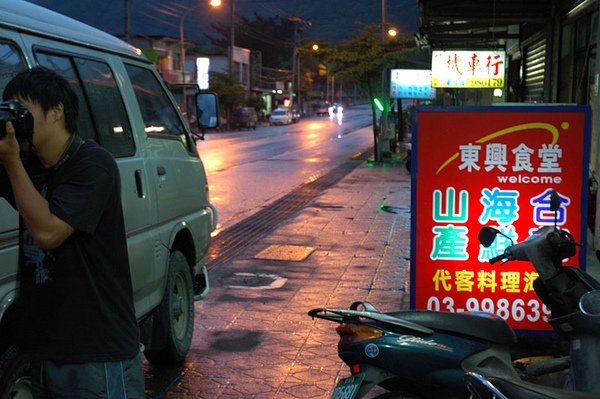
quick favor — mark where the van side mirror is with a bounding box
[196,92,219,129]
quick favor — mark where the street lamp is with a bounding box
[311,43,331,104]
[209,0,235,75]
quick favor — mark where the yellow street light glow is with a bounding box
[388,28,397,37]
[209,0,222,6]
[312,44,319,51]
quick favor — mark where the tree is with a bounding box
[322,24,418,161]
[208,71,246,128]
[246,95,267,121]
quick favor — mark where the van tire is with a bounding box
[0,344,32,398]
[145,251,194,365]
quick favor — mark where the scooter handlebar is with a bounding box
[493,226,576,282]
[488,253,506,264]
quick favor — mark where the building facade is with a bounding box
[418,0,600,250]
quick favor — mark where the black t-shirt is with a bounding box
[0,139,139,363]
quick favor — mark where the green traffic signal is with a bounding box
[374,98,384,112]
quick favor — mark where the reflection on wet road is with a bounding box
[198,107,373,232]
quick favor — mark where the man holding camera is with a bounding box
[0,67,144,397]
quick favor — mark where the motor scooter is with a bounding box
[308,190,600,399]
[465,292,600,399]
[464,370,600,399]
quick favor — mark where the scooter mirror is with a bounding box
[579,290,600,316]
[478,227,499,248]
[550,189,562,212]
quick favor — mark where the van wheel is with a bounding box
[145,251,194,365]
[0,344,33,399]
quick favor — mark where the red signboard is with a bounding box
[410,106,591,331]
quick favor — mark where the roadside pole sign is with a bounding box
[389,69,436,100]
[409,105,591,332]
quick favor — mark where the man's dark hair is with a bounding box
[3,66,79,135]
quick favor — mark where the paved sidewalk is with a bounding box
[162,154,600,398]
[165,158,412,398]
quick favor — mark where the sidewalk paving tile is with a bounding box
[165,161,415,398]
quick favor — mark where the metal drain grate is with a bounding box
[253,244,315,261]
[206,150,372,271]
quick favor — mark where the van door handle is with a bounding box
[134,169,145,198]
[157,165,166,176]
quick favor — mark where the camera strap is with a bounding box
[53,134,83,172]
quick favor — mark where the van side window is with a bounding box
[36,52,135,157]
[0,42,26,98]
[36,53,97,142]
[124,64,191,150]
[76,58,134,157]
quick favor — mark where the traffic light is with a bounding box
[283,98,291,107]
[292,92,297,97]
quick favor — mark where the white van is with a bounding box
[0,0,219,395]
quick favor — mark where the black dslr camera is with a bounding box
[0,100,33,140]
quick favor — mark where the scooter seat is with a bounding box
[386,310,517,345]
[488,375,600,398]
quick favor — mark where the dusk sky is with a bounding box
[26,0,419,44]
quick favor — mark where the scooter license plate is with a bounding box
[329,373,365,399]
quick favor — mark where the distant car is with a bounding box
[315,102,330,116]
[230,106,258,130]
[291,109,300,123]
[269,109,293,125]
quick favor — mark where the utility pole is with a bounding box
[179,10,190,83]
[331,74,335,104]
[297,56,302,112]
[378,0,389,162]
[289,17,311,110]
[291,18,299,107]
[229,0,235,76]
[124,0,130,42]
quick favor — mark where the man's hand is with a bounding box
[0,122,21,166]
[1,121,75,249]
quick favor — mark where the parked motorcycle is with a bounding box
[464,371,600,399]
[464,369,600,399]
[465,291,600,399]
[308,190,600,399]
